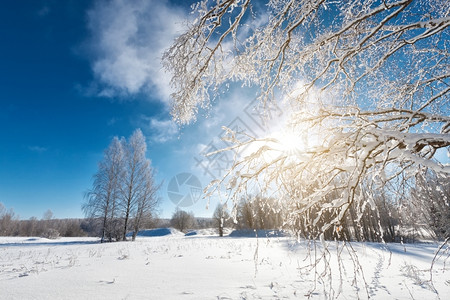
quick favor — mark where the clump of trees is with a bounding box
[170,208,195,233]
[83,129,160,242]
[210,197,284,236]
[233,196,284,231]
[230,177,449,243]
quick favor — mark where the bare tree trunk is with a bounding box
[122,196,131,241]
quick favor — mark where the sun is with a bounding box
[264,128,312,163]
[276,130,305,153]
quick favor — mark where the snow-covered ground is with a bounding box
[0,230,448,299]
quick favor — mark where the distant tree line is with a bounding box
[205,168,449,243]
[226,169,449,243]
[3,168,445,244]
[291,168,450,243]
[234,196,284,231]
[83,129,160,242]
[200,197,285,236]
[0,206,88,238]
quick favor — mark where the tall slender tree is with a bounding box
[83,137,124,242]
[130,164,160,241]
[213,203,231,236]
[120,129,158,241]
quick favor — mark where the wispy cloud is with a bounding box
[86,0,187,102]
[146,117,178,143]
[28,146,48,153]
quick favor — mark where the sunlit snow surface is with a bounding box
[0,231,448,299]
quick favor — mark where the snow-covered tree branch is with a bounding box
[164,0,449,241]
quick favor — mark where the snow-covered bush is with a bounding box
[43,228,60,240]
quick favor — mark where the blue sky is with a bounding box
[0,0,254,220]
[4,1,446,221]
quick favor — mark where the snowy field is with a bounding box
[0,229,448,299]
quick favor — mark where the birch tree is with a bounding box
[120,129,158,241]
[83,137,124,242]
[213,203,231,236]
[84,130,159,242]
[130,166,160,241]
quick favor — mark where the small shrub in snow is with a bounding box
[43,228,60,240]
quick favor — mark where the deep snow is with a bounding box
[0,231,448,299]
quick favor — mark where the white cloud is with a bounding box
[86,0,187,101]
